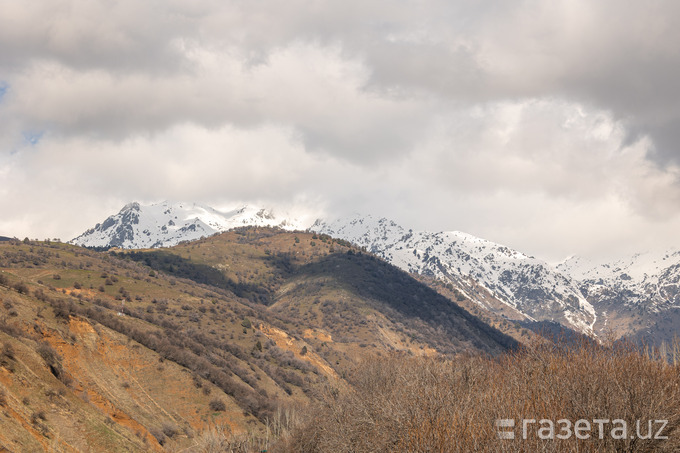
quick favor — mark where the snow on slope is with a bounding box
[72,201,307,249]
[314,215,597,334]
[558,250,680,313]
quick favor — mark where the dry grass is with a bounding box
[190,406,299,453]
[281,338,680,452]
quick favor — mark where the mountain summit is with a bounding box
[72,201,307,249]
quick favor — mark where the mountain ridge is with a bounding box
[72,201,680,343]
[72,201,310,249]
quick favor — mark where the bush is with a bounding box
[30,410,47,424]
[209,399,226,412]
[37,342,70,385]
[284,339,680,452]
[13,282,29,294]
[161,422,178,438]
[53,300,76,320]
[1,342,15,360]
[37,342,59,364]
[150,427,166,446]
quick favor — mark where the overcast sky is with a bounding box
[2,0,680,261]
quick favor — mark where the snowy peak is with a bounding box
[557,250,680,313]
[312,214,408,254]
[559,250,680,282]
[71,201,308,249]
[315,216,596,334]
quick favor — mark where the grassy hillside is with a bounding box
[0,229,515,450]
[121,228,516,356]
[0,240,272,450]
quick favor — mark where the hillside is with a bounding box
[314,215,598,334]
[0,229,514,450]
[72,202,600,336]
[120,228,515,356]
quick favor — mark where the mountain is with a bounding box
[72,202,598,334]
[313,215,596,334]
[558,250,680,312]
[0,229,514,450]
[76,201,680,341]
[557,251,680,342]
[72,201,307,249]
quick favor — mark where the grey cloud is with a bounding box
[3,0,680,261]
[5,0,679,159]
[0,1,194,74]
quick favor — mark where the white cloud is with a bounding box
[1,0,680,260]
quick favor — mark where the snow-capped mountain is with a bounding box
[73,201,680,339]
[72,201,308,249]
[313,215,596,334]
[72,202,598,333]
[557,251,680,338]
[557,251,680,311]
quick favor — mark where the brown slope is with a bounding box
[0,229,516,450]
[0,239,308,451]
[122,227,517,357]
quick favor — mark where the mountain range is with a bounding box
[0,223,514,450]
[72,201,680,344]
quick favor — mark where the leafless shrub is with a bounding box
[209,399,226,412]
[1,342,15,360]
[192,425,270,453]
[13,282,29,294]
[37,342,71,385]
[30,410,47,424]
[161,422,179,438]
[150,427,166,446]
[284,339,680,452]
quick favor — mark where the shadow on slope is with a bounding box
[288,251,518,354]
[120,250,273,301]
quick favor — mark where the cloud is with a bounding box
[1,0,680,260]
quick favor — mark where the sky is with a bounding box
[2,0,680,262]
